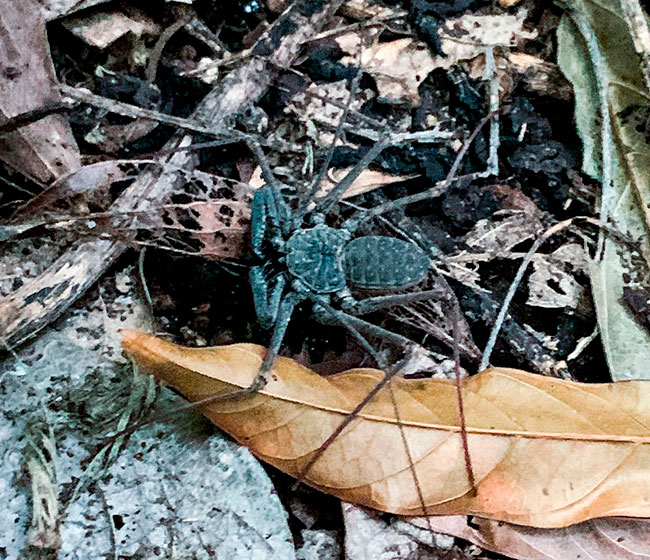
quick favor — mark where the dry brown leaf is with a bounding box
[61,8,159,49]
[340,0,405,20]
[38,0,111,21]
[285,79,373,145]
[122,330,650,529]
[14,160,148,219]
[439,12,537,63]
[437,11,538,101]
[0,0,80,183]
[4,162,252,259]
[344,504,453,559]
[249,166,413,200]
[322,168,417,199]
[138,199,252,259]
[337,36,436,105]
[464,211,543,253]
[404,515,650,560]
[527,244,589,309]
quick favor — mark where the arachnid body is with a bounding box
[244,138,448,391]
[251,186,430,320]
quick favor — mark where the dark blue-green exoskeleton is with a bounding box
[243,140,443,391]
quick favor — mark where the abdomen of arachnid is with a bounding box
[344,236,429,290]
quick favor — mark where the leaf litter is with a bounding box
[121,329,650,528]
[0,0,80,184]
[558,0,650,381]
[61,7,159,49]
[2,0,650,559]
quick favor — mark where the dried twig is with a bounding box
[0,0,345,348]
[480,219,574,373]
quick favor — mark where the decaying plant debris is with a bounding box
[122,329,650,529]
[2,0,650,559]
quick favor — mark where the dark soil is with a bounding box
[0,1,608,558]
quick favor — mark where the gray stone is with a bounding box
[0,268,295,559]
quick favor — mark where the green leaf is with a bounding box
[558,0,650,380]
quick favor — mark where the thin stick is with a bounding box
[307,10,408,43]
[484,46,500,176]
[295,69,364,222]
[137,249,153,310]
[145,10,193,83]
[60,85,249,143]
[480,219,574,370]
[0,102,68,136]
[356,113,493,222]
